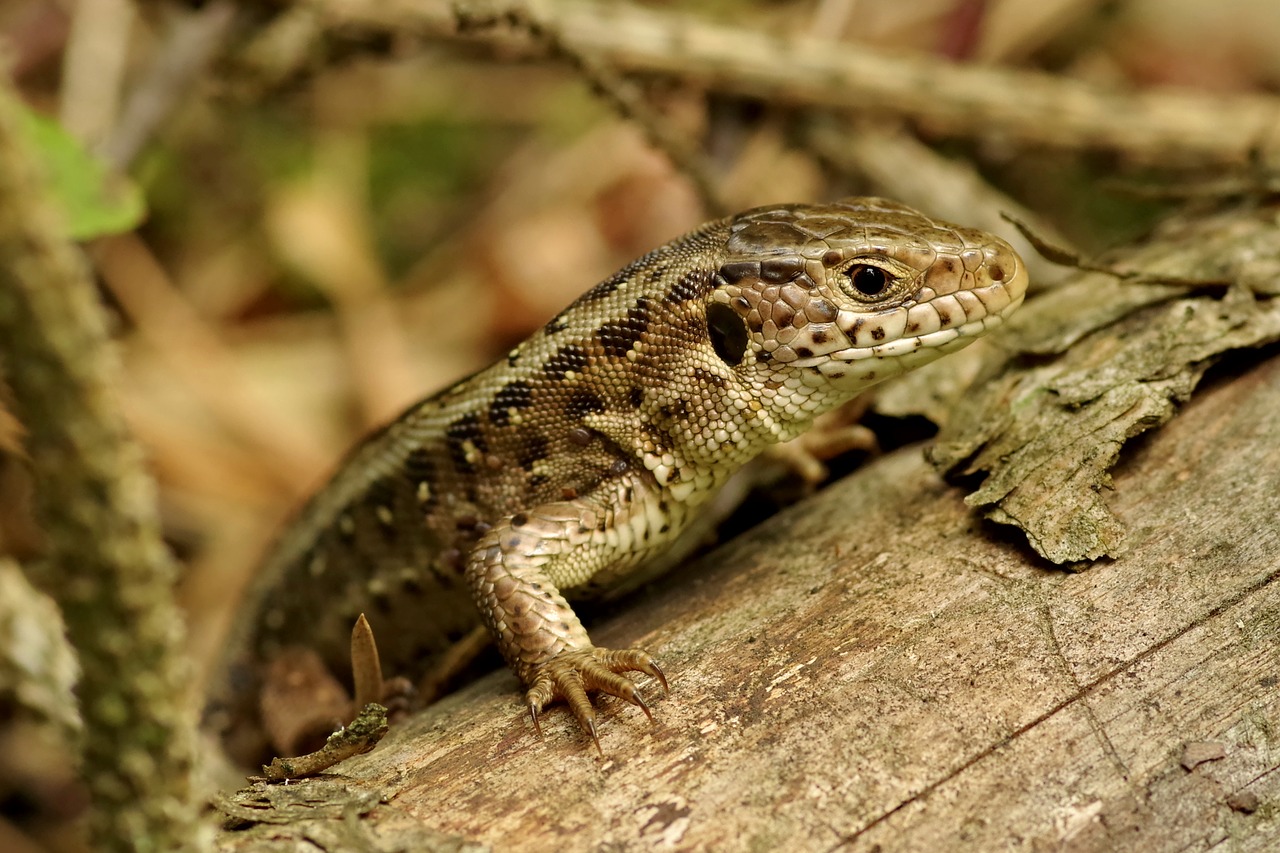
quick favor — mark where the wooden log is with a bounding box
[215,310,1280,852]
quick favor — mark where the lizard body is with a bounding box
[211,197,1028,758]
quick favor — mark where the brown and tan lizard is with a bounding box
[208,197,1028,760]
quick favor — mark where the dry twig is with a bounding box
[454,3,726,215]
[290,0,1280,169]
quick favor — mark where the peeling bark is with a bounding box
[933,203,1280,562]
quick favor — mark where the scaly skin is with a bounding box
[210,197,1028,756]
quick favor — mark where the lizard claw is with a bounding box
[633,689,654,724]
[586,718,602,756]
[523,646,667,747]
[646,661,669,695]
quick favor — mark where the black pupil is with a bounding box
[850,265,889,296]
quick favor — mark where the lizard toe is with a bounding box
[597,648,668,693]
[523,646,666,745]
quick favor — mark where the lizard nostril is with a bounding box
[989,264,1005,282]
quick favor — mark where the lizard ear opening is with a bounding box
[706,301,748,366]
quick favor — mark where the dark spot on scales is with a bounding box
[665,269,713,303]
[545,314,568,335]
[871,327,886,341]
[489,380,533,426]
[517,434,550,470]
[597,299,653,357]
[579,274,623,303]
[543,344,589,380]
[706,302,748,366]
[811,329,830,344]
[657,399,691,421]
[364,476,396,510]
[628,386,644,408]
[691,366,728,389]
[445,414,487,472]
[565,390,606,419]
[405,448,434,481]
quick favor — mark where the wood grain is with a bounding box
[217,331,1279,853]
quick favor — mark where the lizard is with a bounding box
[207,197,1028,761]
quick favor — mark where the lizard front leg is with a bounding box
[467,487,669,747]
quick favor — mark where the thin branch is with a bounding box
[292,0,1280,169]
[255,703,389,782]
[59,0,136,147]
[97,0,238,171]
[454,3,727,215]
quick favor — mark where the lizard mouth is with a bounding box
[834,278,1026,360]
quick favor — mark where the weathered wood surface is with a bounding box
[217,350,1279,853]
[215,205,1280,851]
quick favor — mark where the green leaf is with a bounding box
[17,106,145,239]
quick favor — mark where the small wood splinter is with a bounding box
[255,703,389,783]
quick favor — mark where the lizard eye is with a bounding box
[846,264,892,297]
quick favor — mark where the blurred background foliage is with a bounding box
[3,0,1280,848]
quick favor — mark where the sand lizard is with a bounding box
[209,197,1028,759]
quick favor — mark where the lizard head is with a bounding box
[707,197,1029,399]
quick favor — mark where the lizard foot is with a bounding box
[525,647,668,752]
